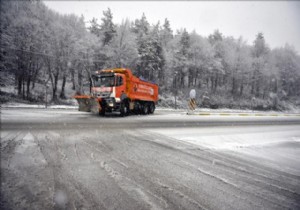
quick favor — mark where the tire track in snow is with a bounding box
[122,134,240,210]
[100,160,168,210]
[141,130,300,192]
[81,135,172,209]
[101,132,224,210]
[1,131,22,152]
[67,133,153,210]
[195,164,293,210]
[2,131,55,209]
[1,131,16,142]
[129,129,300,209]
[35,131,107,209]
[170,150,300,210]
[153,179,208,210]
[1,131,25,169]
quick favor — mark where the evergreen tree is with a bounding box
[161,18,173,48]
[173,29,190,88]
[135,14,150,77]
[135,20,165,83]
[253,32,269,58]
[89,18,101,37]
[208,29,223,45]
[179,29,190,56]
[149,23,165,83]
[251,32,270,97]
[133,13,149,36]
[100,8,116,46]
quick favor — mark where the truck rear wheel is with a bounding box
[142,103,149,115]
[149,102,155,114]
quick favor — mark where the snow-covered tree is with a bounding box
[105,19,138,69]
[251,32,270,97]
[160,18,173,48]
[88,18,101,37]
[100,8,116,46]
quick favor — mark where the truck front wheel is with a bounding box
[120,101,129,117]
[99,108,105,116]
[99,102,105,116]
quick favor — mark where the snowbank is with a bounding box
[1,102,77,109]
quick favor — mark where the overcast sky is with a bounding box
[44,1,300,53]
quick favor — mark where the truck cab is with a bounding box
[91,72,128,115]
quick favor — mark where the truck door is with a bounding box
[115,74,126,99]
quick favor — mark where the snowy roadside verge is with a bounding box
[2,102,300,115]
[1,103,78,109]
[157,107,300,116]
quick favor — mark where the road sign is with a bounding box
[189,89,196,99]
[188,89,197,111]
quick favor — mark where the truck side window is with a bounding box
[117,76,123,86]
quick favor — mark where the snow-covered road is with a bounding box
[1,108,300,209]
[147,125,300,175]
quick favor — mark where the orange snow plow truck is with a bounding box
[74,68,159,116]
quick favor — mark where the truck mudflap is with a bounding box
[74,95,102,114]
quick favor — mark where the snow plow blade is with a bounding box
[74,95,102,114]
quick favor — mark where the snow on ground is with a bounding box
[1,102,78,109]
[146,125,300,150]
[2,106,300,175]
[2,102,300,114]
[2,107,300,209]
[146,125,300,175]
[10,132,47,170]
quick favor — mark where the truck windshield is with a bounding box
[93,76,115,87]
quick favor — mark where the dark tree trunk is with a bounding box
[214,72,218,92]
[255,79,260,97]
[60,75,66,99]
[210,74,215,92]
[32,81,35,89]
[78,71,83,94]
[26,77,31,100]
[231,77,236,95]
[52,72,59,102]
[206,77,209,88]
[194,72,198,87]
[239,81,244,96]
[22,77,25,99]
[71,69,76,90]
[31,66,39,90]
[17,76,22,96]
[251,73,255,95]
[274,79,278,93]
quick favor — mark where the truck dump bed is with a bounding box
[101,68,158,102]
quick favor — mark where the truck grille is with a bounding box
[96,91,111,98]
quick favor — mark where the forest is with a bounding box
[1,1,300,110]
